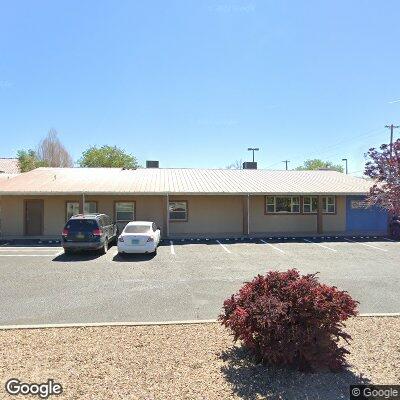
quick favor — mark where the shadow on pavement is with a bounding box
[52,251,103,262]
[220,346,369,400]
[112,253,157,262]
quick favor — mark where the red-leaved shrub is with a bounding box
[219,269,358,372]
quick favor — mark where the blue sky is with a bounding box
[1,0,400,174]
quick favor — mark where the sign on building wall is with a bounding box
[350,200,368,209]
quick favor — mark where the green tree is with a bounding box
[17,150,48,172]
[295,159,344,173]
[78,145,139,168]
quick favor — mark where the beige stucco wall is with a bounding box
[249,195,346,234]
[0,196,24,236]
[0,194,347,238]
[322,195,346,232]
[0,195,165,237]
[249,195,317,234]
[169,195,243,236]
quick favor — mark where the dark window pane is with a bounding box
[170,211,187,220]
[312,197,318,212]
[276,197,291,212]
[266,204,275,213]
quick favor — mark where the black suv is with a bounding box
[62,213,118,254]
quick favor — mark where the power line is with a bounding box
[265,126,387,170]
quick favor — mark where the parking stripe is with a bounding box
[344,238,388,252]
[170,240,175,255]
[260,240,285,254]
[216,240,231,254]
[0,247,62,250]
[0,254,57,257]
[303,239,337,252]
[0,248,61,252]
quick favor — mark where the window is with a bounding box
[265,196,300,213]
[169,201,187,221]
[66,202,79,221]
[303,196,318,213]
[115,202,135,222]
[66,201,97,220]
[124,224,150,234]
[322,196,335,213]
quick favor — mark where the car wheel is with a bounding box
[64,248,73,255]
[100,239,108,254]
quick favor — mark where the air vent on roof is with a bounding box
[242,162,257,169]
[146,160,159,168]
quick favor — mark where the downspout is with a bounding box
[166,193,170,238]
[247,194,250,235]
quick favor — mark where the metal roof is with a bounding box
[0,158,19,174]
[0,167,372,195]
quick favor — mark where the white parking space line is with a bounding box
[216,240,232,254]
[260,240,285,254]
[303,239,337,252]
[0,249,61,252]
[344,238,388,252]
[0,254,57,257]
[0,247,62,250]
[170,240,175,255]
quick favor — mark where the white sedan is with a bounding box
[117,221,161,254]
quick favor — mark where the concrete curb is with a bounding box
[0,314,399,330]
[357,312,400,317]
[0,319,218,331]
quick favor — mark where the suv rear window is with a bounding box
[66,219,99,232]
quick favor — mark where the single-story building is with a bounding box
[0,166,388,239]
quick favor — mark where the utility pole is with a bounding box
[247,148,259,162]
[342,158,348,174]
[385,124,399,160]
[282,160,290,170]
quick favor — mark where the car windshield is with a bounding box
[66,219,98,232]
[124,225,151,234]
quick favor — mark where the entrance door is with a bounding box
[25,200,44,236]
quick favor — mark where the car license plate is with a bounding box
[131,239,139,245]
[76,232,84,239]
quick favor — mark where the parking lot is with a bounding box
[0,236,399,326]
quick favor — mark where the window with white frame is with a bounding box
[115,202,135,222]
[266,196,300,213]
[169,201,188,221]
[303,196,318,213]
[322,196,335,213]
[66,201,97,220]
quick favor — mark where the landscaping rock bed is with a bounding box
[0,317,398,399]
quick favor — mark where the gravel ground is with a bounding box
[0,317,399,400]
